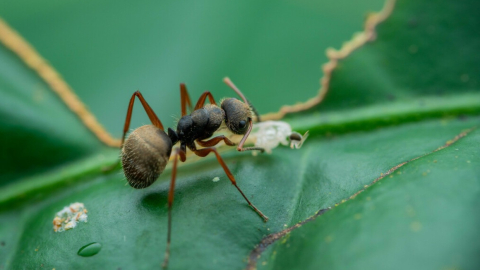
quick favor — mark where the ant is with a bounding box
[120,78,268,268]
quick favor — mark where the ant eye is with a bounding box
[238,120,246,129]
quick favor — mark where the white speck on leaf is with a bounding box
[53,202,88,232]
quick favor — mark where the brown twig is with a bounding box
[0,18,121,147]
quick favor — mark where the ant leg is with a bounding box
[162,148,186,269]
[121,91,164,147]
[223,77,261,122]
[196,136,235,147]
[193,147,268,222]
[194,91,217,110]
[180,83,192,117]
[237,119,265,152]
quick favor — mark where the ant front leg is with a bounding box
[193,147,268,222]
[163,148,186,269]
[121,91,164,147]
[196,135,236,148]
[237,119,265,152]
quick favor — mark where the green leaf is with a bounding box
[257,1,480,270]
[258,126,480,270]
[1,1,479,270]
[2,118,478,269]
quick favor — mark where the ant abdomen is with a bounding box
[121,125,173,189]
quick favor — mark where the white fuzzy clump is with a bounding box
[53,202,88,232]
[251,121,309,154]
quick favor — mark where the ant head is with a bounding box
[221,98,251,134]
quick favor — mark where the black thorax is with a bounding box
[167,104,225,152]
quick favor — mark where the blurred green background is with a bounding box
[1,0,384,134]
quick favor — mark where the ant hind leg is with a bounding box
[121,91,164,147]
[162,148,186,269]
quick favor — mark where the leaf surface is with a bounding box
[258,1,480,269]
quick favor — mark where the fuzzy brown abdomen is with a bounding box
[121,125,173,189]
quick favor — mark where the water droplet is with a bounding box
[77,242,102,257]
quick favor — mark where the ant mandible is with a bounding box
[120,77,268,268]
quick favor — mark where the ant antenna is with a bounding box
[223,77,247,103]
[223,77,261,122]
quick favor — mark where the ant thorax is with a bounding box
[176,103,225,149]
